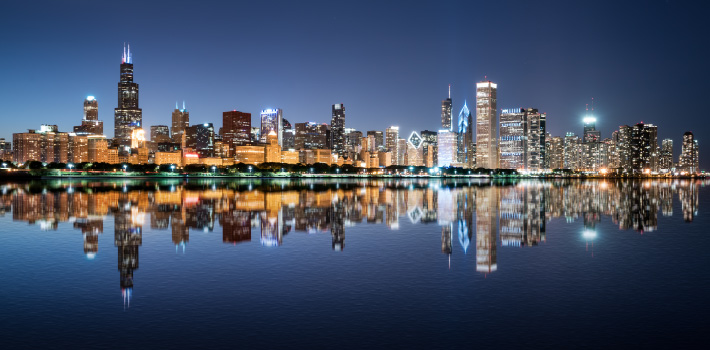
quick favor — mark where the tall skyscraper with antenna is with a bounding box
[171,101,189,146]
[114,43,143,151]
[441,85,452,130]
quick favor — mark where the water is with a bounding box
[0,178,708,349]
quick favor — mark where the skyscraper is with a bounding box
[282,118,295,150]
[171,102,189,145]
[456,102,472,165]
[476,81,498,169]
[260,108,283,146]
[150,125,170,143]
[74,96,103,135]
[441,85,452,130]
[437,130,457,168]
[331,104,345,157]
[385,126,399,163]
[186,123,215,158]
[367,130,384,151]
[222,111,251,156]
[680,131,699,173]
[114,44,142,151]
[660,138,673,172]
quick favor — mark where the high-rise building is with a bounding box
[346,129,363,153]
[74,96,103,135]
[295,122,329,150]
[186,123,215,158]
[282,118,295,150]
[421,130,438,167]
[397,139,407,166]
[150,125,171,143]
[499,108,544,172]
[563,132,581,170]
[437,130,457,167]
[548,136,564,169]
[660,138,673,172]
[406,131,423,166]
[385,126,399,164]
[679,131,699,173]
[331,104,345,156]
[456,102,473,166]
[171,102,189,145]
[583,116,601,143]
[367,130,384,151]
[441,85,452,130]
[629,122,658,172]
[476,81,498,169]
[114,44,143,151]
[260,108,283,146]
[222,111,251,156]
[0,138,12,160]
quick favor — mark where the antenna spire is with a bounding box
[122,43,126,63]
[127,43,131,64]
[182,101,185,110]
[591,97,594,111]
[176,101,178,110]
[448,84,451,99]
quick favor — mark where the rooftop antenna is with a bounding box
[448,84,451,99]
[175,101,178,109]
[182,101,185,110]
[591,97,594,112]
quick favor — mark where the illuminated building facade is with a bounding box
[186,123,215,158]
[295,122,329,150]
[222,110,252,156]
[114,44,143,150]
[476,81,498,169]
[151,125,171,143]
[331,104,346,156]
[74,96,103,135]
[406,131,423,166]
[441,86,452,130]
[385,126,399,164]
[660,138,673,172]
[260,108,283,146]
[456,102,473,166]
[437,130,457,167]
[499,108,544,172]
[679,131,699,173]
[171,102,189,145]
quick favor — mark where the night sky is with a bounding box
[1,0,708,165]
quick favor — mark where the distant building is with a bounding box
[679,131,699,173]
[499,108,545,172]
[222,111,251,156]
[475,81,498,169]
[386,126,399,165]
[186,123,215,158]
[282,118,295,149]
[437,130,457,167]
[406,131,423,166]
[660,138,673,172]
[171,102,189,145]
[260,108,283,146]
[331,104,346,156]
[114,44,143,150]
[151,125,171,143]
[295,122,329,150]
[421,130,437,167]
[367,130,384,151]
[441,86,452,130]
[74,96,103,135]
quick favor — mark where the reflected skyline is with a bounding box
[0,178,705,304]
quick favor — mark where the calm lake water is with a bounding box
[1,178,708,349]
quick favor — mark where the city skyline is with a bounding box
[2,1,708,165]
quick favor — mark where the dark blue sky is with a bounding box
[1,0,708,164]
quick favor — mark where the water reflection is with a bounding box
[0,178,705,305]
